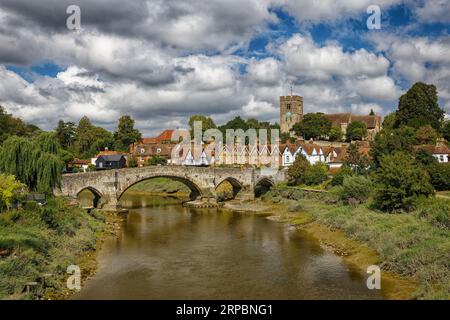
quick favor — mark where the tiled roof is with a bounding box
[97,155,125,162]
[324,113,381,129]
[415,144,450,155]
[96,150,121,157]
[325,113,352,127]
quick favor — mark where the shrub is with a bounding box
[288,156,328,186]
[303,163,328,186]
[427,163,450,191]
[330,167,353,186]
[333,176,373,204]
[373,152,434,212]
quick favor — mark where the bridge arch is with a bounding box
[118,175,203,201]
[215,177,243,201]
[76,187,103,208]
[254,177,275,198]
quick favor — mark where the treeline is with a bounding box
[0,111,143,199]
[0,106,41,141]
[55,115,141,159]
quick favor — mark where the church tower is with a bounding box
[280,95,303,134]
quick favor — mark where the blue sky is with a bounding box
[0,0,449,135]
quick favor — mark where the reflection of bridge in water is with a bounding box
[55,166,286,210]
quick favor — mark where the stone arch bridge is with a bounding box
[54,166,286,210]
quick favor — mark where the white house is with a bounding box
[281,141,352,168]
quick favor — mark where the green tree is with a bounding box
[0,135,63,194]
[0,106,40,142]
[127,157,138,168]
[382,112,397,130]
[441,120,450,142]
[373,152,434,212]
[74,116,95,156]
[394,82,444,130]
[303,163,328,186]
[370,126,417,167]
[427,163,450,191]
[344,143,370,174]
[329,126,343,142]
[293,113,331,140]
[346,121,367,141]
[287,155,310,186]
[280,132,290,144]
[333,175,373,204]
[146,156,167,166]
[287,155,328,186]
[0,174,26,211]
[416,125,438,145]
[55,120,76,149]
[113,115,142,152]
[189,115,217,137]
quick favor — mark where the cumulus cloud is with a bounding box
[0,0,448,135]
[369,34,450,112]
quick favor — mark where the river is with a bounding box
[74,193,383,299]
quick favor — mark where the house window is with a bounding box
[440,155,444,162]
[140,148,145,154]
[286,103,291,110]
[286,155,290,163]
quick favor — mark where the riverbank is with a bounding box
[0,197,112,300]
[224,187,450,300]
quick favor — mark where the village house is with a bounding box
[129,129,187,167]
[95,154,127,170]
[415,139,450,163]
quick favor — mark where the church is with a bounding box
[279,95,382,140]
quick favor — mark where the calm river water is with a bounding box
[74,194,383,299]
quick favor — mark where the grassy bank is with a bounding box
[127,177,190,197]
[260,186,450,300]
[0,197,108,299]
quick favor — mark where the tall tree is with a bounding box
[442,120,450,142]
[188,115,217,137]
[0,134,63,194]
[55,120,76,149]
[394,82,444,130]
[74,116,95,156]
[293,113,331,140]
[346,121,367,141]
[113,115,142,152]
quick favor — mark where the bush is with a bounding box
[373,152,434,212]
[333,176,373,204]
[330,167,353,186]
[427,163,450,191]
[303,163,328,186]
[287,156,328,186]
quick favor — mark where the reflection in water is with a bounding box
[75,195,383,300]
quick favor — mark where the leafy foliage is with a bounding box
[344,143,370,174]
[415,125,438,145]
[0,174,26,211]
[293,113,331,140]
[287,155,328,186]
[328,126,343,142]
[146,156,167,166]
[333,175,373,204]
[0,134,63,194]
[113,115,142,152]
[394,82,444,130]
[346,121,367,141]
[373,153,434,212]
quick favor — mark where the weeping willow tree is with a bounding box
[0,133,63,194]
